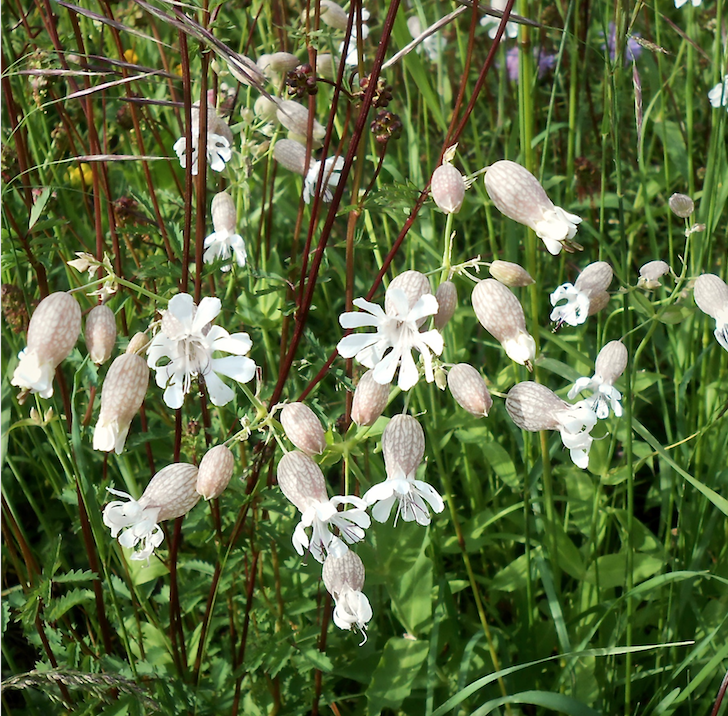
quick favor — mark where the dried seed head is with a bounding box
[273,138,307,175]
[276,450,328,512]
[587,291,610,316]
[11,292,82,399]
[637,260,671,290]
[574,261,613,298]
[351,370,390,426]
[257,52,300,76]
[505,382,565,432]
[385,270,432,316]
[382,414,425,479]
[431,163,465,214]
[693,274,728,319]
[594,341,628,386]
[139,463,200,522]
[447,363,492,417]
[211,191,237,234]
[280,402,326,455]
[276,99,325,141]
[126,332,150,355]
[471,279,536,366]
[489,260,535,287]
[85,304,117,364]
[322,549,366,598]
[669,193,694,218]
[434,281,458,330]
[93,353,149,454]
[196,445,235,500]
[484,160,582,255]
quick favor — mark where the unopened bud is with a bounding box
[257,52,300,76]
[196,445,235,500]
[85,304,117,364]
[489,260,534,287]
[669,193,694,218]
[637,260,670,290]
[434,281,457,330]
[126,332,150,355]
[280,402,326,455]
[382,414,425,479]
[314,0,349,31]
[254,95,280,123]
[351,370,390,426]
[211,191,237,234]
[447,363,492,417]
[431,163,465,214]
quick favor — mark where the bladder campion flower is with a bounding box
[276,451,370,563]
[708,75,728,110]
[103,463,200,563]
[693,274,728,351]
[337,273,444,391]
[568,340,628,419]
[196,445,235,500]
[204,192,247,271]
[11,292,81,400]
[322,550,373,643]
[173,104,233,175]
[484,160,582,255]
[637,260,671,290]
[147,293,256,409]
[280,402,327,455]
[273,139,345,204]
[85,304,117,364]
[550,261,613,329]
[480,0,518,39]
[363,414,444,526]
[448,363,493,417]
[506,382,598,469]
[339,6,370,66]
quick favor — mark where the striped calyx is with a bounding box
[434,281,458,330]
[447,363,492,417]
[85,304,117,364]
[323,549,366,598]
[693,274,728,319]
[382,414,425,479]
[575,261,613,298]
[505,382,565,432]
[489,260,534,287]
[196,445,235,500]
[211,191,237,234]
[385,271,432,317]
[431,163,465,214]
[140,463,201,523]
[351,370,390,426]
[280,402,326,455]
[276,450,328,513]
[594,341,628,385]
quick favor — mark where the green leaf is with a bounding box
[46,588,94,621]
[481,441,519,489]
[472,690,601,716]
[28,187,52,231]
[584,552,664,590]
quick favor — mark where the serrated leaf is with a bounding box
[53,569,96,584]
[46,588,94,621]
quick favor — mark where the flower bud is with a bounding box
[575,261,613,297]
[385,270,431,317]
[317,54,338,78]
[93,353,149,454]
[471,279,536,367]
[447,363,492,417]
[257,52,300,76]
[431,163,465,214]
[310,0,349,31]
[351,370,390,426]
[126,332,150,355]
[382,414,425,479]
[276,99,325,141]
[254,95,280,123]
[225,55,266,87]
[669,193,694,218]
[505,381,565,432]
[211,191,237,234]
[637,260,670,290]
[85,304,117,365]
[273,137,307,175]
[11,292,82,399]
[594,340,628,386]
[196,445,235,500]
[280,402,326,455]
[276,450,327,512]
[489,260,534,287]
[434,281,457,330]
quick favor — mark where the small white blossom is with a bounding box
[204,192,247,271]
[339,7,370,65]
[554,402,598,469]
[337,289,444,391]
[147,293,256,409]
[322,550,372,644]
[674,0,701,7]
[708,75,728,110]
[304,155,345,204]
[569,340,628,419]
[480,0,518,39]
[173,106,233,176]
[549,283,590,327]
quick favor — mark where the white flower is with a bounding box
[303,155,346,204]
[568,340,627,419]
[364,468,444,526]
[203,231,246,271]
[103,488,164,563]
[554,402,598,469]
[147,293,256,409]
[708,75,728,110]
[406,16,446,62]
[338,7,370,66]
[337,289,444,391]
[479,0,518,39]
[333,587,373,634]
[322,550,372,643]
[549,283,590,327]
[674,0,701,7]
[173,133,232,175]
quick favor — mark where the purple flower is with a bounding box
[504,47,557,82]
[604,22,642,64]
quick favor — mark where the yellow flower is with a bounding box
[68,163,93,186]
[123,48,138,64]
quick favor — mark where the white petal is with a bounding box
[337,333,381,359]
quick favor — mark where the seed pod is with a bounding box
[139,463,200,522]
[273,138,307,175]
[447,363,492,417]
[489,260,534,287]
[385,270,431,317]
[351,370,390,426]
[434,281,457,330]
[693,274,728,319]
[575,261,613,298]
[323,549,366,598]
[276,450,328,512]
[471,279,536,366]
[382,414,425,478]
[637,260,670,290]
[93,353,149,454]
[11,292,82,399]
[211,191,237,234]
[668,193,694,218]
[85,304,117,364]
[257,52,300,76]
[505,382,565,432]
[276,99,325,141]
[594,341,628,386]
[196,445,235,500]
[280,402,326,455]
[431,164,465,214]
